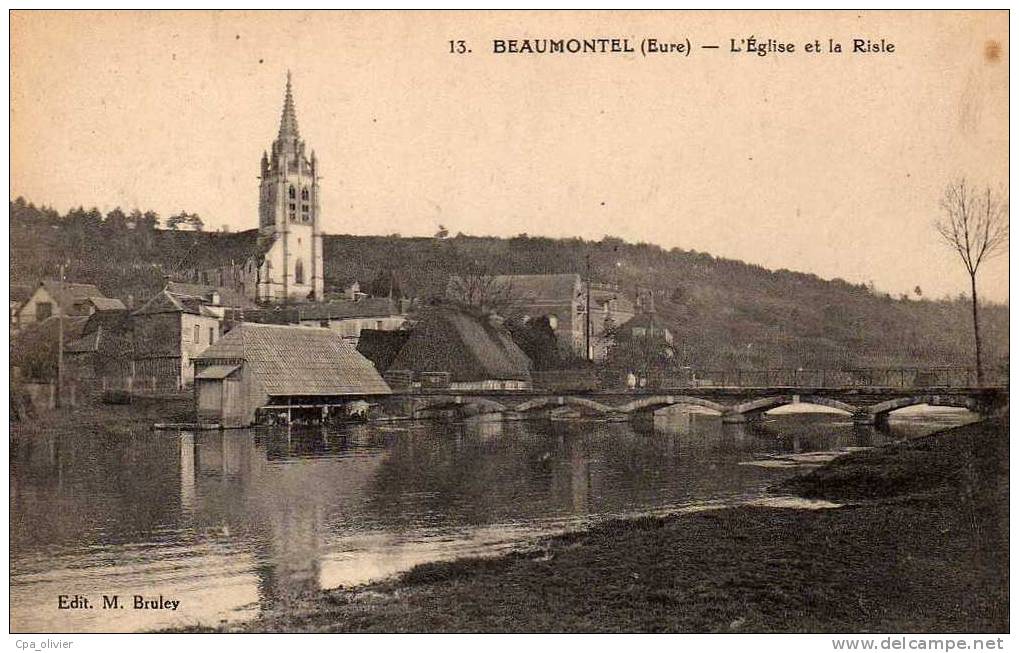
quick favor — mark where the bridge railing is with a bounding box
[530,367,997,391]
[691,368,986,388]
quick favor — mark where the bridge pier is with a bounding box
[721,410,765,424]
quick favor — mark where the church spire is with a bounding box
[277,70,300,143]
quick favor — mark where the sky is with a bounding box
[10,10,1009,302]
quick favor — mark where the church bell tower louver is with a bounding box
[256,71,324,303]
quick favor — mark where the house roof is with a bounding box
[590,286,635,314]
[81,309,131,335]
[87,297,127,311]
[66,314,134,355]
[133,289,205,316]
[388,307,532,383]
[35,280,106,314]
[295,297,403,321]
[195,364,240,380]
[166,281,257,309]
[195,323,391,396]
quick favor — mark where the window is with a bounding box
[300,188,309,200]
[294,259,305,285]
[194,324,200,343]
[288,186,296,199]
[35,302,52,321]
[376,320,383,330]
[209,327,215,344]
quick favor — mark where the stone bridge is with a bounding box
[383,386,1009,425]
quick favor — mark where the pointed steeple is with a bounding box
[277,70,300,143]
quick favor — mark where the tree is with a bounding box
[507,316,563,370]
[166,211,187,230]
[935,178,1008,385]
[446,272,517,314]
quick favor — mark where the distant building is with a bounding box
[445,273,634,360]
[447,273,584,357]
[17,280,115,329]
[131,288,224,388]
[193,323,391,427]
[293,297,408,343]
[588,282,636,360]
[613,311,675,360]
[388,307,532,390]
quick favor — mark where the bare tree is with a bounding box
[935,178,1008,385]
[446,272,517,315]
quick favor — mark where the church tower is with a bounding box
[255,72,324,303]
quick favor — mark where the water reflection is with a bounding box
[10,407,977,632]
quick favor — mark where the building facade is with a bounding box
[131,289,223,388]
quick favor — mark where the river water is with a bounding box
[10,406,977,632]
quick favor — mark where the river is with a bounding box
[9,406,977,632]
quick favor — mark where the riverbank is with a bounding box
[196,415,1007,633]
[10,395,194,439]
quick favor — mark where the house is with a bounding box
[447,273,585,357]
[63,310,133,382]
[192,323,392,427]
[588,282,636,360]
[294,297,408,344]
[131,288,224,388]
[387,307,532,390]
[612,311,676,363]
[620,311,673,345]
[445,274,635,361]
[17,280,112,329]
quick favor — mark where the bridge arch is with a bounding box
[863,395,981,420]
[727,394,859,418]
[619,395,726,415]
[412,396,508,418]
[511,396,615,415]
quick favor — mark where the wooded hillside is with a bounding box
[10,198,1007,371]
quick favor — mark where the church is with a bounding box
[186,72,325,305]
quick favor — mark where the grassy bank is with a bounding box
[10,395,194,439]
[202,416,1007,633]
